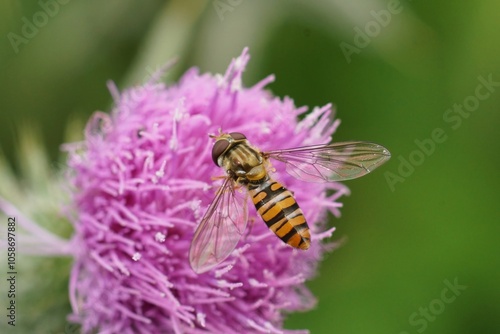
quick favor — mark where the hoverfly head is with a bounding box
[211,132,247,166]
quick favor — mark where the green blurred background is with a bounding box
[1,1,499,333]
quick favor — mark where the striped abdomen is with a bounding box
[248,178,310,250]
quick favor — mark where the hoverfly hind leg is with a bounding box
[245,216,257,239]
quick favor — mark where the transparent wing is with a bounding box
[189,177,248,274]
[265,141,391,182]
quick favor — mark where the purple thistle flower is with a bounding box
[64,48,349,334]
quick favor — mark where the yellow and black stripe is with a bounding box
[248,178,310,249]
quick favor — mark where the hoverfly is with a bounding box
[189,132,391,273]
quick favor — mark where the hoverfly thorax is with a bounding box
[211,132,266,183]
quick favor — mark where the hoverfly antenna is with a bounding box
[209,128,224,139]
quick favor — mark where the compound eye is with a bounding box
[229,132,246,140]
[212,139,230,166]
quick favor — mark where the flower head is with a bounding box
[65,48,349,333]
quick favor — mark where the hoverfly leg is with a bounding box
[210,175,227,181]
[245,216,257,239]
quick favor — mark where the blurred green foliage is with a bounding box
[1,1,499,333]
